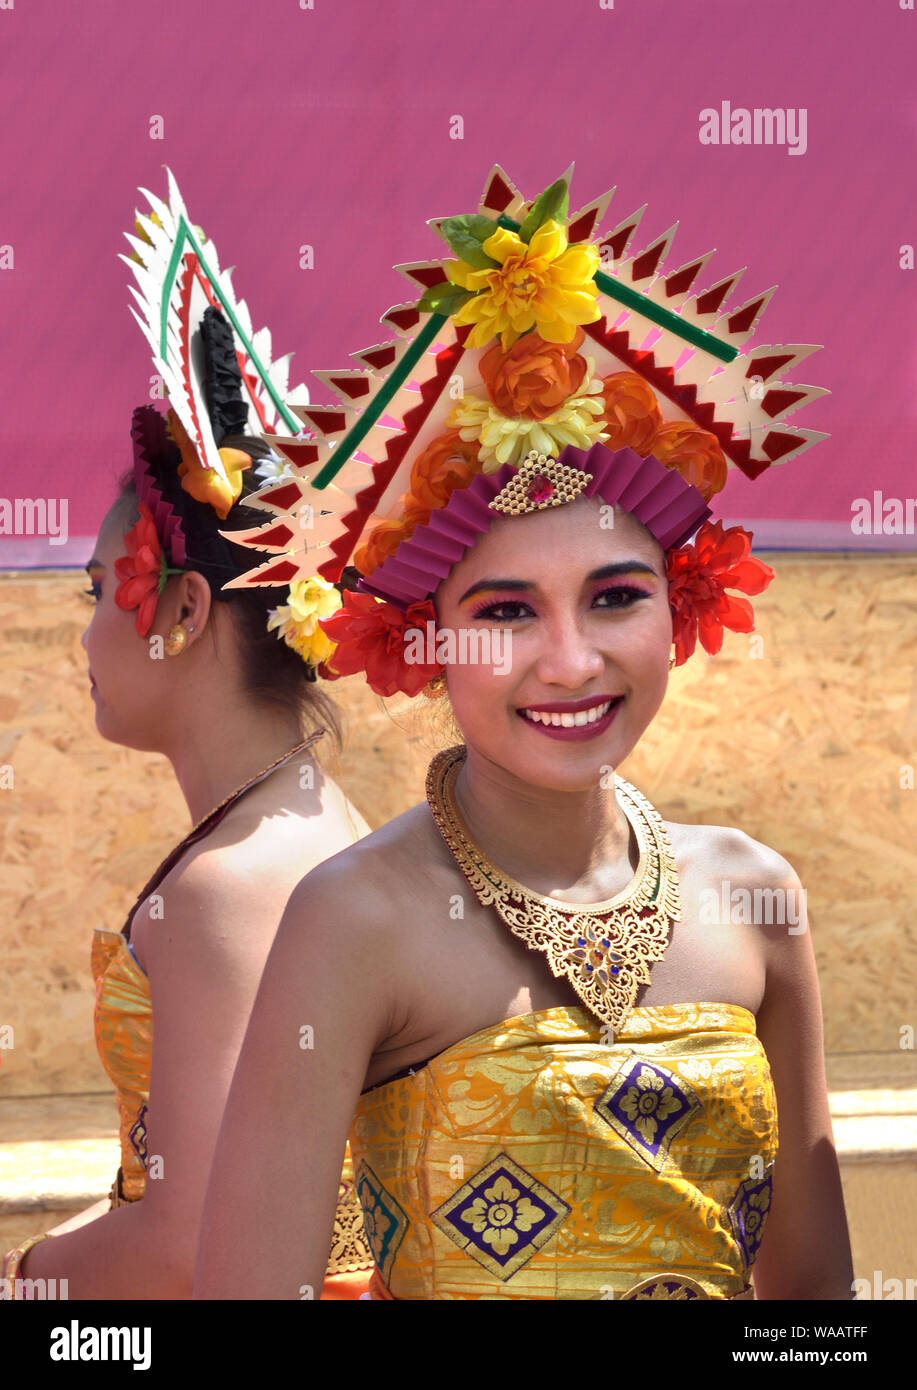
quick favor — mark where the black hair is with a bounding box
[115,308,342,744]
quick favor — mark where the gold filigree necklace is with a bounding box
[425,744,682,1032]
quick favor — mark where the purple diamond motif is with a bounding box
[728,1166,774,1268]
[129,1103,149,1166]
[431,1152,570,1281]
[594,1058,701,1172]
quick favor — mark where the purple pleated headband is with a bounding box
[356,444,712,611]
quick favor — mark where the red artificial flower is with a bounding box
[114,502,167,637]
[318,591,443,697]
[666,520,774,666]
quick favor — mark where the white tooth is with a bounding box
[524,701,617,726]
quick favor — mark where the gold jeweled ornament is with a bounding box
[425,745,682,1032]
[488,450,593,518]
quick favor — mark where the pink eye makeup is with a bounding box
[468,588,533,621]
[467,578,657,622]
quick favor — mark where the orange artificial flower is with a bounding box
[353,508,430,578]
[406,429,480,510]
[167,409,251,520]
[650,420,729,502]
[599,372,662,454]
[479,328,589,421]
[667,520,774,666]
[353,432,481,578]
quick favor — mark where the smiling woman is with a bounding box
[193,166,852,1301]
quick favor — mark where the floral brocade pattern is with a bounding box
[92,930,153,1203]
[92,928,372,1280]
[349,1002,778,1300]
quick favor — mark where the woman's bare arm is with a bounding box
[752,862,854,1300]
[194,853,399,1299]
[41,1198,111,1237]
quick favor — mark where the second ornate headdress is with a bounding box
[113,168,341,672]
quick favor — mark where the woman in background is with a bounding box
[2,174,373,1298]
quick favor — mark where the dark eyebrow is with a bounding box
[458,561,660,604]
[84,559,103,573]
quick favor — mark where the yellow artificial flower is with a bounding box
[447,367,608,471]
[445,220,601,352]
[267,575,342,666]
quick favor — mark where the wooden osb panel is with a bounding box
[0,555,914,1096]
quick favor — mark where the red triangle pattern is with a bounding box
[600,221,640,263]
[402,264,449,290]
[241,521,297,549]
[240,363,271,430]
[747,353,796,382]
[270,442,320,472]
[727,296,766,337]
[632,238,669,282]
[327,375,373,402]
[695,277,739,317]
[482,170,516,213]
[300,406,349,436]
[568,207,601,244]
[358,345,399,371]
[317,336,468,582]
[384,306,423,333]
[177,254,211,466]
[256,480,307,511]
[582,320,767,478]
[239,557,301,586]
[761,388,808,420]
[665,260,705,299]
[762,430,805,463]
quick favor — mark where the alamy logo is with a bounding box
[699,102,807,156]
[0,497,69,545]
[699,879,806,932]
[403,621,512,675]
[850,492,916,535]
[49,1320,151,1370]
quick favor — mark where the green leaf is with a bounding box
[437,214,500,269]
[518,178,570,243]
[417,281,474,315]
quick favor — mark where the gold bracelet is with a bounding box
[2,1233,53,1299]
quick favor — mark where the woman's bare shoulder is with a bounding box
[284,799,444,923]
[664,817,798,888]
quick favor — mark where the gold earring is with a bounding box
[165,624,188,656]
[423,672,448,700]
[668,649,677,670]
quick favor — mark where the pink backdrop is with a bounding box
[1,0,915,562]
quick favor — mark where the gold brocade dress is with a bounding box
[91,730,373,1299]
[349,1001,777,1300]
